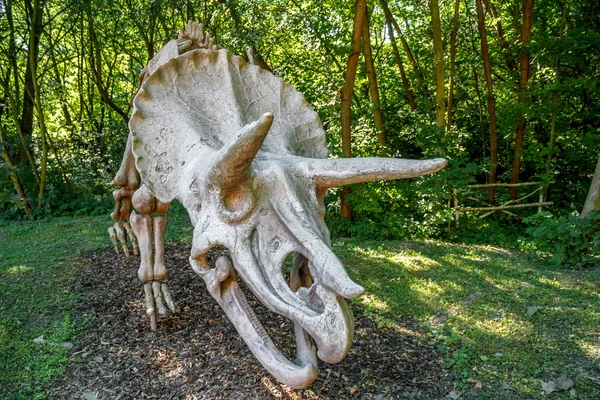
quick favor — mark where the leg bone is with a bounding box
[114,222,130,258]
[108,226,119,254]
[123,222,139,256]
[153,216,168,281]
[144,282,157,330]
[130,211,154,283]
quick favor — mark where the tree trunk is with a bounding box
[476,0,498,204]
[379,0,429,97]
[323,47,364,112]
[446,0,460,131]
[5,0,41,184]
[386,17,416,110]
[18,0,43,167]
[362,10,386,148]
[482,0,516,70]
[430,0,445,130]
[86,7,130,124]
[28,0,49,208]
[582,155,600,219]
[0,100,32,214]
[0,77,40,185]
[510,0,534,199]
[340,0,367,220]
[473,69,487,159]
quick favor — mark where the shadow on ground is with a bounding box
[53,244,458,400]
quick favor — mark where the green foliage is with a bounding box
[430,327,476,380]
[0,216,110,399]
[338,239,600,399]
[522,211,600,267]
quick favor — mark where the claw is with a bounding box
[161,283,176,313]
[114,222,130,258]
[108,227,119,254]
[144,282,157,330]
[123,222,139,256]
[153,281,167,315]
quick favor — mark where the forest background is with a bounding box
[1,0,599,264]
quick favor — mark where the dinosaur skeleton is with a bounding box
[110,21,446,388]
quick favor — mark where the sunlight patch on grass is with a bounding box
[408,278,444,304]
[358,293,390,312]
[335,238,600,399]
[7,265,34,274]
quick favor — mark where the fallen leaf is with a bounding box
[556,373,574,390]
[541,380,556,395]
[446,389,460,399]
[349,385,357,395]
[33,336,45,344]
[526,306,542,317]
[474,381,483,389]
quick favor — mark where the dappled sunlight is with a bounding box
[576,337,600,359]
[358,293,390,313]
[388,252,442,271]
[408,279,445,305]
[6,265,34,274]
[448,311,533,341]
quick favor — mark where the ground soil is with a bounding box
[53,243,458,399]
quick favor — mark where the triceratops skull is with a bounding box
[128,32,446,388]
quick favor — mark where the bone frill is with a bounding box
[114,20,447,389]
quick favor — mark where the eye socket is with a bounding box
[218,183,256,224]
[223,189,247,212]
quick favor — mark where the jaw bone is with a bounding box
[191,254,318,389]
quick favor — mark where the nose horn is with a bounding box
[207,113,273,192]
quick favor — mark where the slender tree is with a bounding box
[380,0,429,97]
[19,0,44,167]
[340,0,367,220]
[482,0,516,70]
[430,0,446,131]
[476,0,498,203]
[362,9,386,148]
[28,0,49,208]
[446,0,460,131]
[386,17,416,111]
[510,0,534,199]
[0,96,32,213]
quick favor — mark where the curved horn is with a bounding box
[208,113,273,191]
[304,157,447,188]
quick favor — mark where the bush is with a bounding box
[522,211,600,267]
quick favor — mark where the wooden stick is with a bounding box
[453,188,459,229]
[466,181,554,188]
[461,194,519,218]
[457,202,553,211]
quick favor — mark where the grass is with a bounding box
[1,214,599,399]
[336,239,600,399]
[0,211,192,399]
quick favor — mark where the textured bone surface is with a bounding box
[117,20,446,389]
